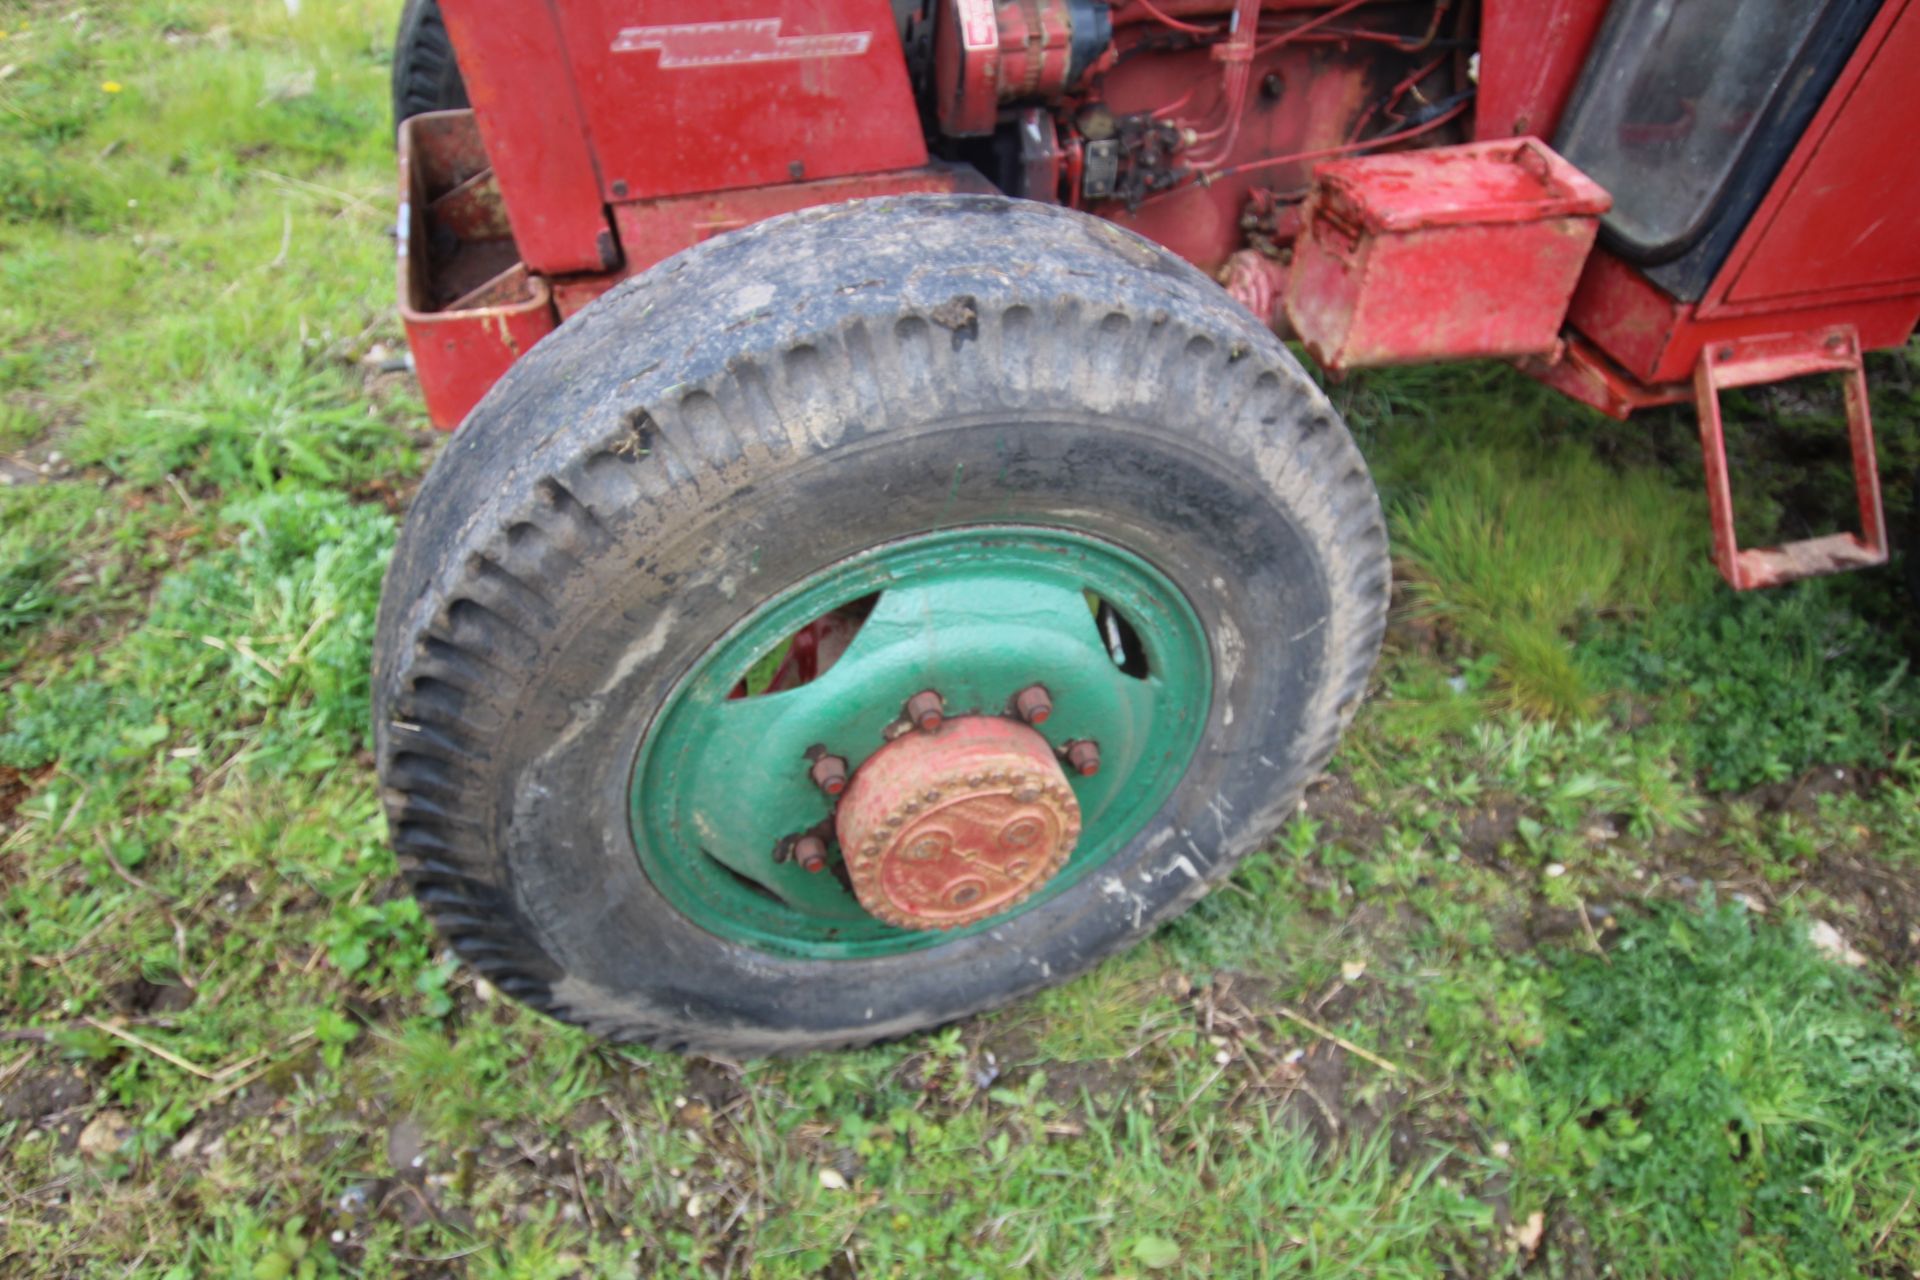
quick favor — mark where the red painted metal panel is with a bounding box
[1709,0,1920,310]
[403,272,556,430]
[436,1,615,276]
[1570,247,1920,386]
[1286,140,1608,368]
[1513,335,1689,422]
[1565,250,1679,380]
[397,113,560,430]
[1473,0,1611,142]
[546,1,926,203]
[1571,0,1920,385]
[551,164,996,318]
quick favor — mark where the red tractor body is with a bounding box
[400,0,1918,588]
[374,0,1920,1052]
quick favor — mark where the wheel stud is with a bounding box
[1013,684,1053,725]
[794,835,829,873]
[1064,739,1101,777]
[809,754,849,796]
[906,690,945,732]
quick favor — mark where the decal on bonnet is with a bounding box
[611,18,871,68]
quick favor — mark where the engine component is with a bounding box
[1082,138,1120,199]
[1103,113,1186,208]
[1016,106,1064,202]
[934,0,1114,137]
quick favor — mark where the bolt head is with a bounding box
[795,835,829,873]
[810,754,849,796]
[1065,740,1101,777]
[907,690,945,732]
[1014,684,1053,726]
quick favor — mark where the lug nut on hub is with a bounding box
[793,835,829,874]
[906,690,945,732]
[1064,739,1101,777]
[1013,684,1053,725]
[809,754,849,796]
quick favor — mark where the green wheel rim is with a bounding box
[628,526,1212,958]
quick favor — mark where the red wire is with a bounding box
[1212,100,1467,180]
[1128,0,1222,35]
[1185,0,1261,159]
[1346,51,1449,143]
[1254,0,1375,54]
[1129,101,1469,213]
[1382,52,1451,119]
[1152,85,1199,119]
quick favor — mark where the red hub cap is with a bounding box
[835,716,1082,930]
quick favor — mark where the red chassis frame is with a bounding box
[400,0,1920,589]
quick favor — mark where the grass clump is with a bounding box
[1499,899,1920,1279]
[2,488,392,780]
[73,365,419,498]
[1391,446,1699,717]
[1589,577,1919,790]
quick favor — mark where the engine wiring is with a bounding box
[1126,93,1472,213]
[1130,0,1225,35]
[1112,0,1466,208]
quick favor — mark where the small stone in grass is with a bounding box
[1807,919,1867,968]
[78,1110,133,1161]
[818,1168,848,1191]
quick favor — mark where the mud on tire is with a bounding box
[373,196,1390,1055]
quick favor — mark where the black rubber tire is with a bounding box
[373,196,1389,1055]
[391,0,467,131]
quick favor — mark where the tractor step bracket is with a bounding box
[1694,326,1888,590]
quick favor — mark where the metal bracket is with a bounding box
[1692,326,1887,589]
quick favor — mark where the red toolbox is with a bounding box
[1286,138,1611,370]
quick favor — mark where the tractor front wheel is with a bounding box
[372,196,1388,1054]
[391,0,466,129]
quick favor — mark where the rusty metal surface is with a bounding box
[834,716,1081,930]
[428,166,514,243]
[1285,139,1609,369]
[1221,248,1290,333]
[1692,326,1888,590]
[397,110,558,431]
[1512,334,1691,421]
[1473,0,1611,142]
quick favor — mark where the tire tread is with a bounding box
[375,198,1390,1053]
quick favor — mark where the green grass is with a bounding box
[2,2,1918,1275]
[1495,899,1920,1278]
[1390,444,1698,717]
[1588,575,1918,790]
